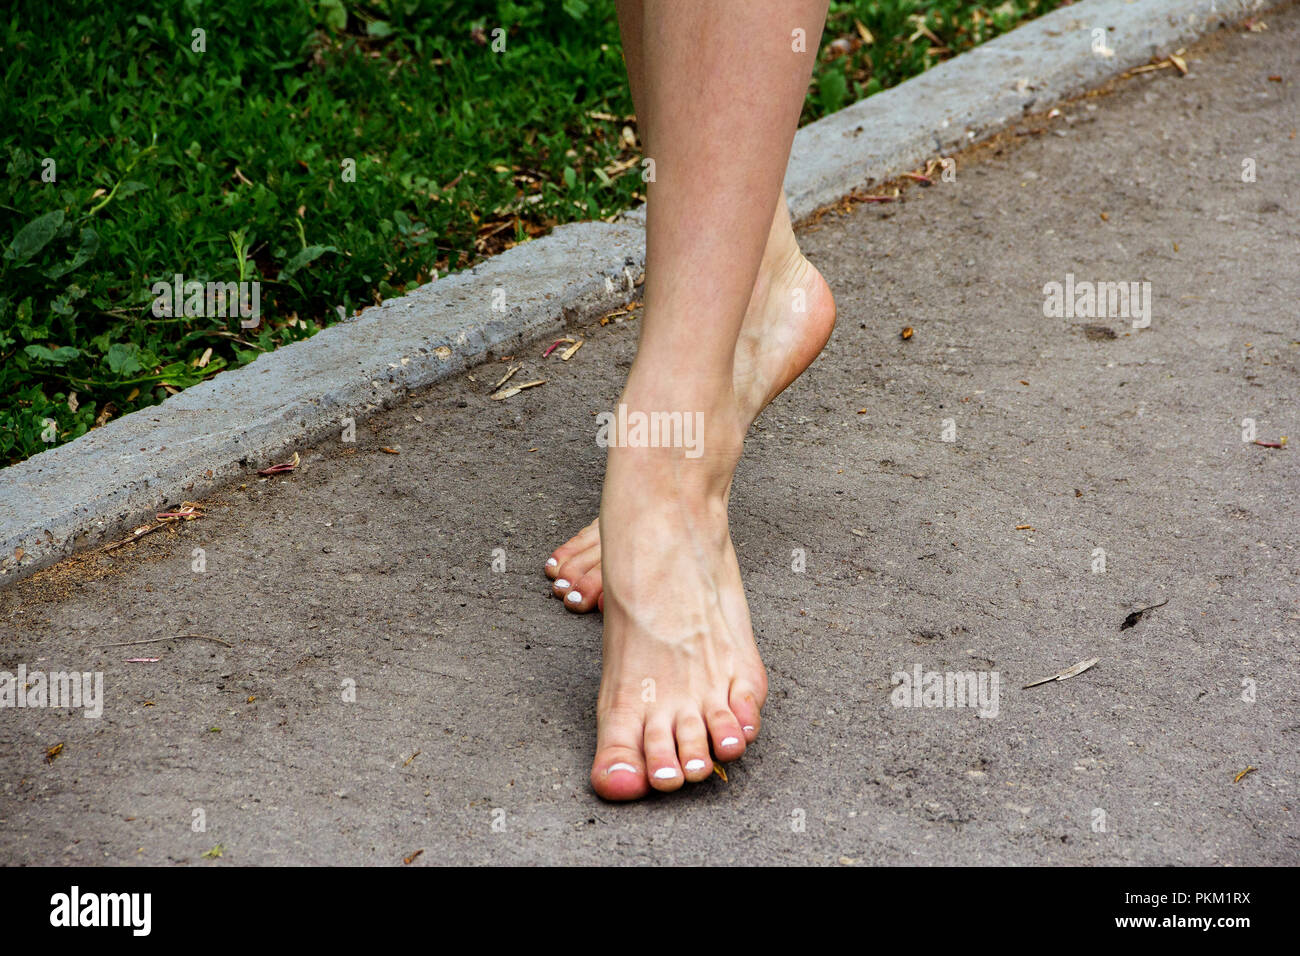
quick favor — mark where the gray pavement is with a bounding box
[2,7,1298,866]
[2,0,1272,587]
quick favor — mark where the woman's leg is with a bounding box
[546,1,836,615]
[590,0,830,801]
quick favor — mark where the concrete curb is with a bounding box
[0,221,645,582]
[0,0,1277,585]
[784,0,1278,219]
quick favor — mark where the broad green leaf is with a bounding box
[6,210,65,264]
[44,228,100,280]
[279,244,337,282]
[106,342,144,376]
[320,0,347,31]
[24,344,80,364]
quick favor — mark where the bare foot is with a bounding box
[587,381,767,800]
[546,246,835,612]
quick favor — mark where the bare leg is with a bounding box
[546,2,836,614]
[589,0,830,800]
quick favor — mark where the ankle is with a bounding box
[757,198,802,282]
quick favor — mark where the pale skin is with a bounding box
[548,0,836,801]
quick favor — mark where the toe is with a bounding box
[729,678,766,742]
[562,567,603,614]
[547,520,600,578]
[591,707,649,802]
[705,700,747,762]
[643,718,684,792]
[552,544,600,599]
[674,711,713,782]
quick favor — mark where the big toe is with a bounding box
[591,709,649,801]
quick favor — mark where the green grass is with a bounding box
[0,0,1062,465]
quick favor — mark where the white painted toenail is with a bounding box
[607,763,638,775]
[720,737,740,748]
[742,726,755,734]
[546,558,558,568]
[555,578,570,589]
[566,590,582,603]
[654,768,680,779]
[684,759,708,772]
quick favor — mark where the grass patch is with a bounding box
[1,0,1061,465]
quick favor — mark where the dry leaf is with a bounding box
[403,849,424,864]
[490,379,546,401]
[1023,657,1099,688]
[493,363,522,390]
[712,761,728,782]
[901,326,914,340]
[1233,765,1257,783]
[380,447,400,455]
[45,743,64,764]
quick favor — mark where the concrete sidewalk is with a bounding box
[2,7,1297,865]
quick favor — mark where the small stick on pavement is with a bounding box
[490,379,545,401]
[96,634,233,650]
[258,452,300,475]
[492,363,522,390]
[1023,657,1100,689]
[542,338,575,358]
[100,523,165,554]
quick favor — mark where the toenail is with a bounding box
[720,737,740,748]
[606,763,639,776]
[555,578,570,589]
[684,759,708,772]
[546,557,558,568]
[742,726,755,734]
[566,590,582,603]
[653,768,680,780]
